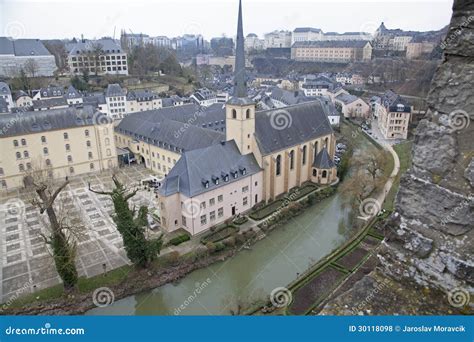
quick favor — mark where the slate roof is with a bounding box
[32,97,68,110]
[255,101,333,155]
[64,85,82,99]
[313,147,335,169]
[0,37,52,56]
[105,84,125,97]
[293,27,322,33]
[335,93,359,105]
[126,89,158,102]
[13,90,30,101]
[292,41,371,48]
[0,82,11,95]
[66,38,123,55]
[0,98,8,113]
[36,86,64,98]
[269,87,311,106]
[381,90,411,112]
[159,140,262,197]
[0,106,106,138]
[115,104,226,153]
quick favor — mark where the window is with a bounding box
[85,129,90,137]
[65,144,70,151]
[67,155,73,163]
[210,211,216,221]
[302,145,307,165]
[26,162,31,170]
[276,155,281,176]
[246,109,250,119]
[23,151,29,158]
[322,170,327,178]
[90,163,95,170]
[88,152,93,159]
[21,139,26,146]
[242,186,249,193]
[209,198,215,206]
[200,214,207,225]
[0,167,3,176]
[46,159,51,166]
[200,201,206,209]
[86,140,91,148]
[63,132,69,140]
[1,180,6,188]
[13,140,18,147]
[105,138,110,146]
[41,136,47,143]
[289,150,295,170]
[218,195,223,203]
[182,216,187,227]
[69,167,75,174]
[19,164,25,172]
[16,152,21,159]
[232,109,237,119]
[312,169,317,177]
[218,207,224,218]
[106,149,111,156]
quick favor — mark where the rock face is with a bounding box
[379,0,473,297]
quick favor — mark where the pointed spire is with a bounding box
[233,0,247,98]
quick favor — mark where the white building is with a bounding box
[0,37,57,77]
[105,84,127,119]
[245,33,264,51]
[66,38,128,76]
[190,88,218,107]
[292,28,323,44]
[264,31,292,48]
[0,82,14,113]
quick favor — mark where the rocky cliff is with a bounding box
[321,0,473,314]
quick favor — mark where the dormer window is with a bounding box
[239,166,247,175]
[211,175,219,185]
[222,172,229,182]
[202,179,209,189]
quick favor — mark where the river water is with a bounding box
[87,193,351,315]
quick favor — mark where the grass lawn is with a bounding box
[5,266,132,309]
[248,200,284,221]
[383,141,413,211]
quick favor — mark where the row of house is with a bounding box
[291,40,372,63]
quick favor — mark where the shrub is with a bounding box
[233,216,248,225]
[206,242,216,253]
[214,242,225,252]
[168,234,190,246]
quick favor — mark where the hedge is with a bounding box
[168,234,191,246]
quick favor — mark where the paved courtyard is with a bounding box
[0,165,157,303]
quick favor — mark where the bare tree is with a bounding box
[24,58,39,78]
[24,166,78,292]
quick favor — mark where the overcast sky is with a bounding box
[1,0,453,40]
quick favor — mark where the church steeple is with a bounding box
[233,0,247,98]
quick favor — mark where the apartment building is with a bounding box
[190,88,218,107]
[105,84,127,119]
[264,31,292,48]
[126,90,162,113]
[375,90,411,140]
[0,106,117,190]
[334,93,370,119]
[291,41,372,63]
[292,28,323,44]
[66,38,128,76]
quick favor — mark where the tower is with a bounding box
[225,0,256,155]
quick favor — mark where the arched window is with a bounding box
[106,149,111,156]
[16,152,21,159]
[43,147,49,155]
[63,132,69,140]
[21,138,26,146]
[289,150,295,170]
[13,140,18,147]
[276,155,281,176]
[324,137,328,147]
[23,151,29,158]
[232,109,237,119]
[302,145,307,165]
[322,170,327,178]
[19,164,25,172]
[90,163,95,170]
[26,162,31,170]
[67,155,73,163]
[312,169,317,177]
[69,167,75,174]
[246,109,250,119]
[41,136,46,143]
[84,129,90,137]
[105,138,110,146]
[45,159,51,166]
[65,144,70,151]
